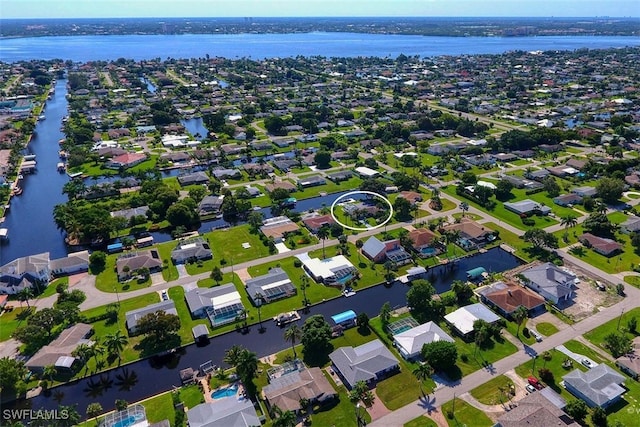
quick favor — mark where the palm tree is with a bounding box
[444,229,461,259]
[17,287,33,309]
[560,214,578,242]
[355,239,364,263]
[513,305,529,338]
[284,325,302,359]
[474,324,489,356]
[104,331,128,364]
[43,364,57,382]
[272,406,297,427]
[595,201,608,215]
[72,343,92,365]
[317,224,330,259]
[224,345,245,368]
[413,363,434,397]
[459,202,469,217]
[254,293,266,333]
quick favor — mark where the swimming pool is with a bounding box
[110,413,145,427]
[211,384,238,399]
[336,273,353,284]
[420,247,436,256]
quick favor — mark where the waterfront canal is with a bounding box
[0,79,70,264]
[20,247,521,415]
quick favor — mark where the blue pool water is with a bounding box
[110,413,144,427]
[337,273,353,284]
[420,247,436,256]
[211,385,238,399]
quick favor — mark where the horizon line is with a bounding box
[2,15,640,20]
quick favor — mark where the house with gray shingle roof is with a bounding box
[393,321,454,360]
[171,238,213,264]
[116,250,163,281]
[563,364,625,408]
[245,268,296,305]
[621,216,640,234]
[125,300,177,335]
[177,171,210,186]
[187,398,260,427]
[329,339,399,389]
[519,262,575,304]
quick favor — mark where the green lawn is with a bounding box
[535,322,559,336]
[441,398,493,427]
[624,275,640,288]
[0,307,33,342]
[201,224,273,266]
[469,374,513,405]
[584,307,640,354]
[292,176,364,200]
[441,185,559,231]
[404,416,438,427]
[166,286,211,345]
[95,251,154,293]
[439,198,456,212]
[311,371,372,427]
[155,241,179,281]
[563,340,606,364]
[451,330,518,378]
[42,277,68,297]
[503,320,535,346]
[482,222,532,261]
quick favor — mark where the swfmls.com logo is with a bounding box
[2,409,70,421]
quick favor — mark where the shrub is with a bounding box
[293,259,302,268]
[460,353,469,362]
[522,217,535,226]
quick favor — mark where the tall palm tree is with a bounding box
[413,363,434,397]
[560,214,578,242]
[224,345,245,368]
[595,201,608,215]
[17,287,33,309]
[317,225,330,259]
[42,364,57,382]
[284,325,302,359]
[72,344,92,364]
[513,305,529,338]
[254,293,266,333]
[104,331,128,364]
[272,406,297,427]
[459,202,469,217]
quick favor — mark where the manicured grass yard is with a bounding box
[201,224,273,266]
[535,322,559,336]
[451,329,518,378]
[292,176,364,200]
[166,286,212,345]
[441,398,493,427]
[584,307,640,354]
[405,416,438,427]
[624,275,640,288]
[311,371,372,427]
[0,307,32,342]
[503,320,535,346]
[95,251,154,293]
[469,374,513,405]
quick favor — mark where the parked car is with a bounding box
[581,359,593,368]
[161,290,169,301]
[526,384,536,393]
[531,330,543,342]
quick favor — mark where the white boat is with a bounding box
[38,115,46,120]
[57,162,66,172]
[23,154,36,161]
[0,228,8,240]
[273,311,301,327]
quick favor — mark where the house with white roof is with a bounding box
[444,303,500,337]
[393,321,454,360]
[184,283,245,327]
[297,253,357,286]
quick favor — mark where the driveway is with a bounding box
[555,344,598,368]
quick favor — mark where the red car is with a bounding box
[528,376,543,390]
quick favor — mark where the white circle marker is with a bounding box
[330,190,394,231]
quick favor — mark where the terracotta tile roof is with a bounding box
[484,283,545,314]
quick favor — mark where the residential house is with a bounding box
[297,254,357,286]
[519,262,575,304]
[259,216,300,242]
[210,168,241,179]
[198,196,224,216]
[398,191,423,205]
[579,233,622,257]
[263,366,337,413]
[326,171,353,182]
[441,219,497,250]
[329,339,400,389]
[504,199,552,216]
[354,166,379,178]
[265,181,297,193]
[25,323,94,373]
[50,251,90,277]
[361,236,411,265]
[620,216,640,234]
[553,193,583,206]
[110,206,150,221]
[547,165,579,178]
[297,175,326,188]
[393,321,454,360]
[495,391,577,427]
[572,186,597,198]
[106,152,147,169]
[177,171,210,186]
[302,214,336,233]
[171,237,213,264]
[563,364,625,408]
[116,250,163,281]
[615,338,640,379]
[0,252,51,294]
[186,398,260,427]
[408,228,441,258]
[184,283,245,326]
[125,300,178,335]
[245,268,296,305]
[444,303,501,337]
[524,169,550,181]
[491,153,518,162]
[476,281,545,317]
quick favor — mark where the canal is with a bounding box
[0,79,70,264]
[19,247,521,415]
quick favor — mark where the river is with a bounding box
[1,33,638,63]
[18,246,521,414]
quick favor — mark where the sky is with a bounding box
[1,0,638,19]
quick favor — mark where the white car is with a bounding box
[581,359,593,368]
[526,384,536,393]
